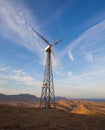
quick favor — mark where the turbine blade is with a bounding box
[51,48,60,67]
[52,38,63,46]
[31,28,51,45]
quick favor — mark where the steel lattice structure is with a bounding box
[32,28,62,109]
[39,46,56,109]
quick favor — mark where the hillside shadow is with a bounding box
[0,104,105,130]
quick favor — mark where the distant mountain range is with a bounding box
[0,94,67,102]
[0,93,39,102]
[0,93,105,102]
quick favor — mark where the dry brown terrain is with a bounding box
[57,99,105,115]
[0,100,105,130]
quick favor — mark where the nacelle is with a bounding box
[45,45,51,52]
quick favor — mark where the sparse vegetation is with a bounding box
[0,102,105,130]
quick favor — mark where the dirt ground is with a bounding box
[0,104,105,130]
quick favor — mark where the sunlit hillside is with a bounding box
[0,99,105,130]
[57,99,105,115]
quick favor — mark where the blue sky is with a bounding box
[0,0,105,98]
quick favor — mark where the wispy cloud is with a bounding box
[80,70,105,79]
[59,18,105,82]
[61,19,105,57]
[68,71,73,77]
[85,52,94,62]
[0,0,45,59]
[68,69,105,84]
[0,66,11,71]
[0,66,40,87]
[68,51,74,61]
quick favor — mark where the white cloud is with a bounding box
[78,70,105,79]
[68,51,74,61]
[85,52,94,62]
[12,69,25,75]
[0,66,40,87]
[68,71,73,77]
[0,0,62,67]
[0,66,11,71]
[68,70,105,83]
[59,19,105,83]
[0,0,45,60]
[61,19,105,57]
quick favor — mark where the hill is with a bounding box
[0,96,105,129]
[0,104,105,130]
[57,99,105,115]
[0,94,105,115]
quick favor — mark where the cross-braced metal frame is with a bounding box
[39,47,56,109]
[31,28,62,109]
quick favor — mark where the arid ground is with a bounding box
[0,100,105,130]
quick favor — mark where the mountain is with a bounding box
[0,93,39,102]
[0,93,67,102]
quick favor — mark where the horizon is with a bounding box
[0,93,105,100]
[0,0,105,98]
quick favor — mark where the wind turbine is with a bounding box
[32,28,62,109]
